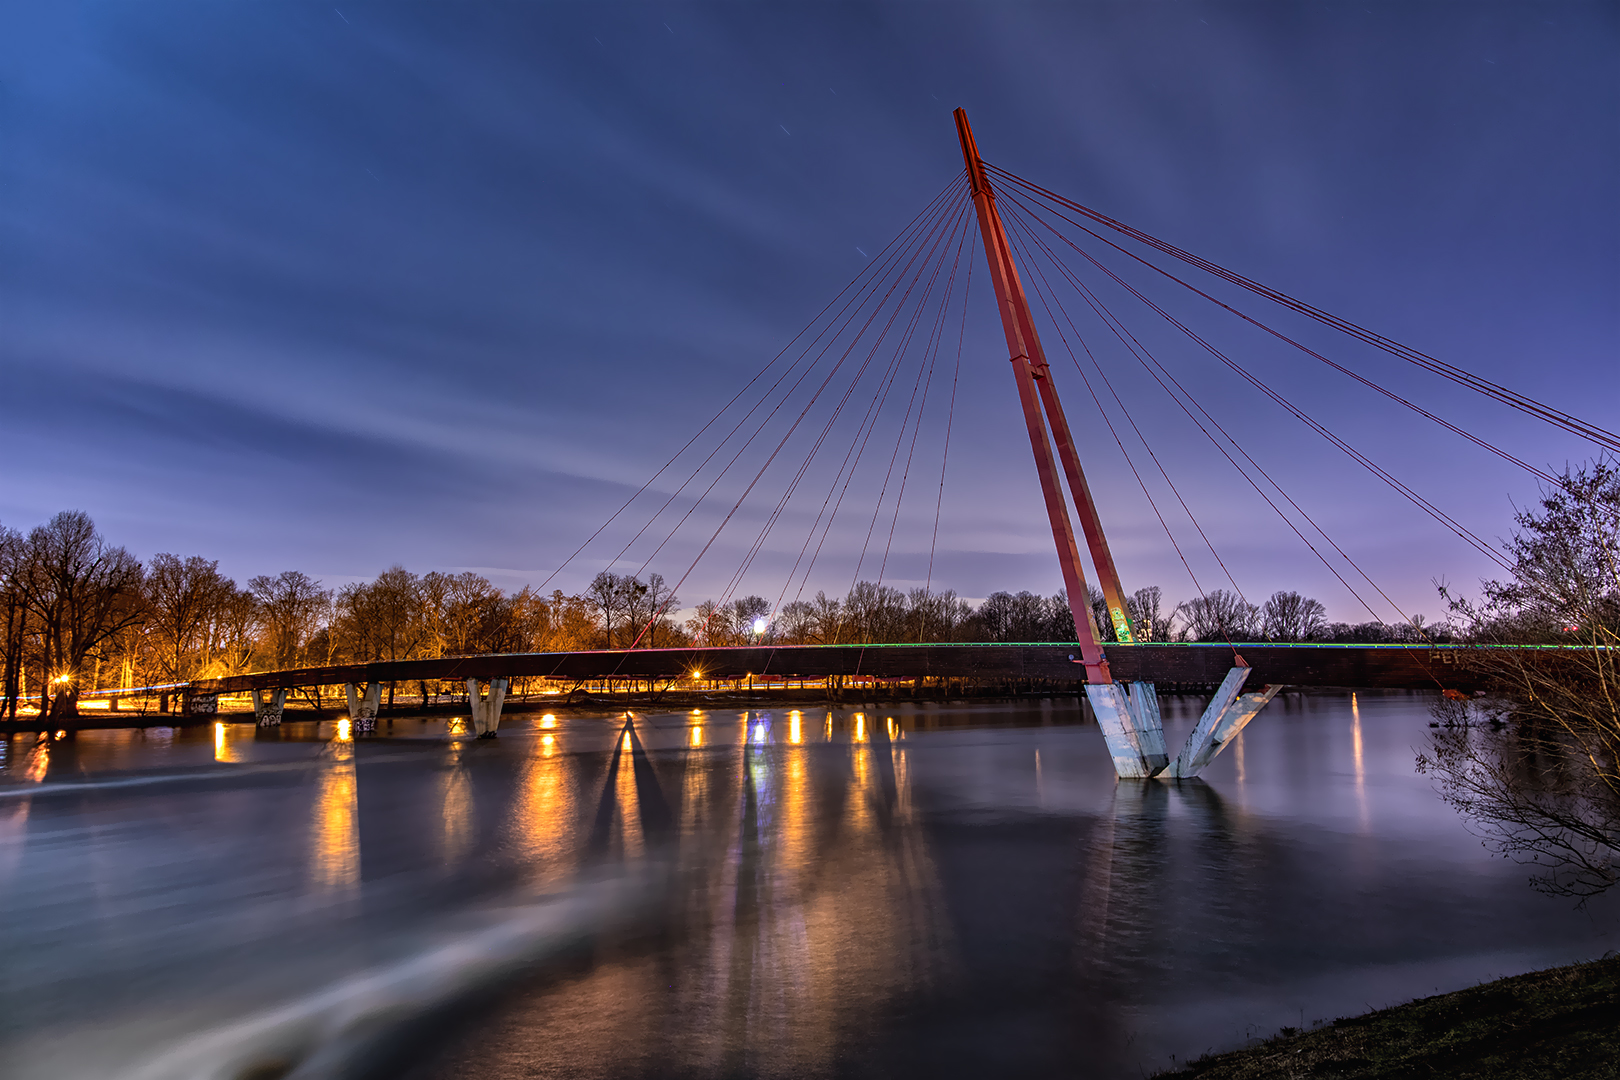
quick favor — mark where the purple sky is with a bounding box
[2,2,1615,625]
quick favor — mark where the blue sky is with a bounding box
[2,2,1615,624]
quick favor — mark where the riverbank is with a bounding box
[1160,955,1620,1078]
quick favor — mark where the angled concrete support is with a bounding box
[1167,668,1281,778]
[466,677,508,739]
[1209,684,1282,753]
[251,687,287,727]
[1087,680,1169,778]
[345,681,382,734]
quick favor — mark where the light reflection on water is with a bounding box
[0,694,1615,1080]
[312,734,359,895]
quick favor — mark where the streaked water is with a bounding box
[1,693,1614,1079]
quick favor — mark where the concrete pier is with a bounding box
[344,682,382,733]
[466,677,508,738]
[1087,681,1170,778]
[251,688,287,727]
[1167,667,1280,778]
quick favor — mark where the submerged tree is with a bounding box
[1419,460,1620,899]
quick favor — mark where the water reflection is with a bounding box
[1352,692,1369,830]
[514,731,577,884]
[24,736,49,783]
[311,735,358,895]
[440,739,474,866]
[8,697,1617,1080]
[212,721,243,763]
[0,796,29,885]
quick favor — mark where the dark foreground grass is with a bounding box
[1160,956,1620,1079]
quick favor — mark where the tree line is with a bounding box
[3,509,1433,719]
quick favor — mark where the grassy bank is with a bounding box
[1161,956,1620,1079]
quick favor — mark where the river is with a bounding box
[1,691,1614,1079]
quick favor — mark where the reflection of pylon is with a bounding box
[613,718,645,859]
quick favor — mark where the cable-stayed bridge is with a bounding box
[141,112,1620,778]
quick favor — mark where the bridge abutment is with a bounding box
[251,688,287,727]
[466,677,508,738]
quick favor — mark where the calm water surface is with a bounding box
[1,693,1614,1079]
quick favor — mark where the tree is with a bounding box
[1173,589,1259,642]
[249,570,330,670]
[620,573,676,648]
[974,590,1049,642]
[1261,590,1328,642]
[587,571,632,649]
[733,595,771,641]
[146,554,234,682]
[1128,586,1171,642]
[1420,460,1620,899]
[445,571,501,654]
[779,600,817,643]
[210,584,259,677]
[808,591,844,644]
[18,511,146,717]
[686,599,724,647]
[0,524,26,720]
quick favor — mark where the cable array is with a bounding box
[537,151,1609,650]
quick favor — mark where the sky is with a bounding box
[1,1,1616,626]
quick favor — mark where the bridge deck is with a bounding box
[189,642,1506,695]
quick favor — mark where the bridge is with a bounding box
[64,110,1618,780]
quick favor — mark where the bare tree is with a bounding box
[686,599,724,647]
[18,511,146,717]
[210,584,259,677]
[0,525,26,720]
[974,590,1050,643]
[808,591,844,644]
[1173,589,1259,642]
[1261,590,1328,642]
[779,600,817,644]
[733,595,771,641]
[146,554,235,683]
[445,572,501,655]
[638,573,679,648]
[1421,460,1620,899]
[249,570,330,670]
[1127,586,1171,642]
[587,571,632,649]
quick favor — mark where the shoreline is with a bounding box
[1158,955,1620,1078]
